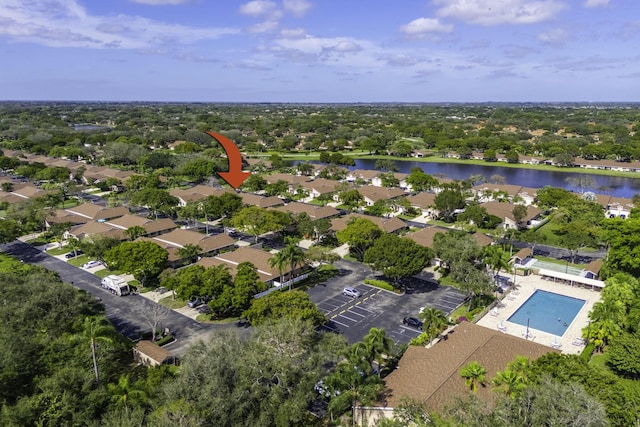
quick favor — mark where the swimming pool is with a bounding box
[508,290,586,336]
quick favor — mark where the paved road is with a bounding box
[0,241,231,356]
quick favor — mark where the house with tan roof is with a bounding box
[196,256,272,283]
[405,226,448,248]
[67,221,125,241]
[263,173,311,189]
[273,202,340,220]
[371,172,408,188]
[299,178,344,200]
[473,183,524,202]
[238,192,284,208]
[359,322,556,425]
[169,185,233,206]
[406,192,437,217]
[515,186,538,206]
[45,209,90,227]
[108,214,177,237]
[66,202,129,221]
[357,185,406,206]
[153,229,235,256]
[200,246,305,286]
[133,340,176,367]
[331,213,407,234]
[346,169,381,183]
[582,259,603,280]
[481,201,541,230]
[10,184,49,200]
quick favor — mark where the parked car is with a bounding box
[343,287,362,298]
[65,250,84,259]
[156,286,168,294]
[187,298,205,308]
[403,317,423,330]
[82,260,102,269]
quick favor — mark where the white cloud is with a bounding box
[583,0,610,7]
[279,27,306,39]
[537,28,568,44]
[283,0,312,17]
[129,0,192,5]
[239,0,277,17]
[400,17,453,35]
[433,0,566,26]
[0,0,238,49]
[249,19,280,33]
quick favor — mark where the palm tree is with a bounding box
[356,327,394,374]
[491,369,525,398]
[76,316,115,386]
[507,355,532,384]
[108,374,149,410]
[269,250,287,287]
[419,307,448,346]
[483,245,511,281]
[177,243,201,264]
[325,361,383,425]
[280,240,306,290]
[459,361,487,393]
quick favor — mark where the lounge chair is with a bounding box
[572,338,585,346]
[490,308,499,317]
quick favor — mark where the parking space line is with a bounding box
[347,310,366,318]
[330,317,350,328]
[338,313,359,322]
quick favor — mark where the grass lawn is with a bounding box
[66,255,90,267]
[534,216,563,246]
[159,295,186,309]
[0,253,23,272]
[47,246,69,256]
[94,268,123,278]
[589,352,609,372]
[27,236,49,246]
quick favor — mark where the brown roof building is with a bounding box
[481,201,541,229]
[46,209,90,227]
[66,203,129,221]
[238,192,284,208]
[273,202,340,220]
[170,186,234,206]
[357,185,406,206]
[153,229,235,255]
[382,322,556,411]
[108,214,177,236]
[405,226,448,248]
[133,341,176,367]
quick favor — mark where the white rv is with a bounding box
[101,275,131,296]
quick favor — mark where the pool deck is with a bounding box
[476,273,601,354]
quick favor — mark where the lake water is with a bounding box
[346,159,640,198]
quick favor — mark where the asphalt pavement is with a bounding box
[0,240,232,356]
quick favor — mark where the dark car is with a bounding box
[187,298,205,308]
[403,317,423,330]
[65,250,84,259]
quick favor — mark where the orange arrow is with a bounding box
[206,131,251,189]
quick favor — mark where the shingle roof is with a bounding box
[481,201,541,223]
[238,192,284,208]
[357,185,406,202]
[107,214,177,235]
[153,229,235,252]
[406,192,436,209]
[273,202,340,220]
[383,322,556,410]
[405,226,448,248]
[66,203,129,220]
[134,340,174,364]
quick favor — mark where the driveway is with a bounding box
[0,240,232,356]
[308,260,466,345]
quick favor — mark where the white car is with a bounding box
[82,260,102,269]
[343,287,362,298]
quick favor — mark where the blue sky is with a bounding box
[1,0,638,102]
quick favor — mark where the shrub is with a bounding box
[364,279,395,291]
[156,335,175,347]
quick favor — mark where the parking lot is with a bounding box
[308,261,466,346]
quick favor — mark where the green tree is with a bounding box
[124,225,147,241]
[483,245,511,280]
[243,290,326,326]
[75,316,115,386]
[325,360,383,422]
[279,239,307,289]
[434,188,466,222]
[129,188,179,218]
[363,234,433,285]
[419,307,448,347]
[491,369,526,398]
[339,189,364,211]
[336,217,383,261]
[406,168,439,192]
[177,243,201,264]
[459,361,487,393]
[79,235,121,264]
[607,332,640,379]
[108,374,149,410]
[104,241,168,287]
[511,204,528,228]
[0,219,23,243]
